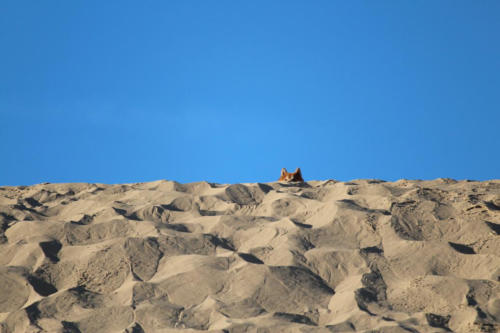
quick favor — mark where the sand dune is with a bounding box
[0,179,499,332]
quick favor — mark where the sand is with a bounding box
[0,179,499,333]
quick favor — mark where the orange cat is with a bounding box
[279,168,304,182]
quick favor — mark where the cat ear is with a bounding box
[294,168,301,175]
[281,168,287,175]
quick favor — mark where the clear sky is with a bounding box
[1,1,499,185]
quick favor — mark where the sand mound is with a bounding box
[0,179,499,332]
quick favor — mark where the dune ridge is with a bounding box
[0,179,499,332]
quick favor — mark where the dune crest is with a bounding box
[0,179,499,332]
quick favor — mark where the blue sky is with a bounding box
[1,1,499,185]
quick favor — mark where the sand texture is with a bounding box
[0,179,499,333]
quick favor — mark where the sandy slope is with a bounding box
[0,179,499,333]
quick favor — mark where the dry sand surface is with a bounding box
[0,179,499,333]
